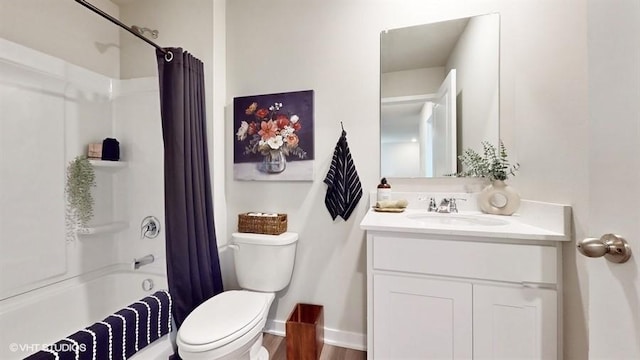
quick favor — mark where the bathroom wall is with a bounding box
[381,142,421,177]
[0,0,120,78]
[227,0,589,356]
[445,14,500,154]
[118,0,212,79]
[381,67,445,98]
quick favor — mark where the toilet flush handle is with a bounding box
[228,244,239,251]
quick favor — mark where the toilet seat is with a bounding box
[177,290,273,354]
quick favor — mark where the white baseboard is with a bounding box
[264,319,366,352]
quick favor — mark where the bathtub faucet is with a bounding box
[133,254,155,270]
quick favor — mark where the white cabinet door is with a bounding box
[473,284,557,360]
[373,274,472,360]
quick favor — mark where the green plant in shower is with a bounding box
[65,156,96,228]
[454,140,520,181]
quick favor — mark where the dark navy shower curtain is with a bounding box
[156,48,223,328]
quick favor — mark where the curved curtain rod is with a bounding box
[74,0,173,61]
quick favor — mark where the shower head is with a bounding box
[130,25,159,39]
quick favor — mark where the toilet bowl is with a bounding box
[177,232,298,360]
[177,290,274,359]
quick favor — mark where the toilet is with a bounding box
[177,232,298,360]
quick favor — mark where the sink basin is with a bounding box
[406,213,509,226]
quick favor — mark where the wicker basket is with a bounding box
[238,213,287,235]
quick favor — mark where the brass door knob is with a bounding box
[577,234,632,263]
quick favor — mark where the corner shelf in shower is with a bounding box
[88,159,128,172]
[79,160,129,237]
[77,221,129,236]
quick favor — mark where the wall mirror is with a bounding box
[380,13,500,178]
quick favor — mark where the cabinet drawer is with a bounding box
[371,235,557,284]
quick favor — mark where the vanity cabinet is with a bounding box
[366,232,561,360]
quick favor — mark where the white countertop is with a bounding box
[360,208,571,241]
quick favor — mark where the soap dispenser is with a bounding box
[377,178,391,201]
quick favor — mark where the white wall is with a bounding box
[227,0,589,355]
[381,142,421,178]
[381,67,445,98]
[446,14,500,153]
[0,0,120,78]
[119,0,212,79]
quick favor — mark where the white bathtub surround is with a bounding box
[0,39,172,358]
[111,76,167,277]
[0,38,116,300]
[0,267,169,360]
[0,37,166,300]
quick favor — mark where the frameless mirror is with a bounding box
[380,13,500,178]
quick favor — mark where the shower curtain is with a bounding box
[156,48,223,328]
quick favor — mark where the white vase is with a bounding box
[478,180,520,215]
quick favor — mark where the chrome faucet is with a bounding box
[448,198,460,213]
[427,197,438,212]
[434,197,467,213]
[437,198,452,213]
[134,254,155,270]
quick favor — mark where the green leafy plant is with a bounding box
[455,141,520,181]
[65,156,96,227]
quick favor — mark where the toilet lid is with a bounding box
[178,290,271,347]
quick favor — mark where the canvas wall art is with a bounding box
[233,90,314,181]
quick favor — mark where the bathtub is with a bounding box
[0,266,174,359]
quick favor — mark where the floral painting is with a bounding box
[233,90,314,181]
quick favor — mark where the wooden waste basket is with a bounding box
[286,303,324,360]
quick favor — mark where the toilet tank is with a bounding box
[231,232,298,292]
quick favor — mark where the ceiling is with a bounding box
[110,0,137,5]
[380,17,469,73]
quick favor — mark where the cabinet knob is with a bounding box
[577,234,632,263]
